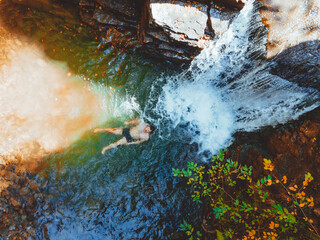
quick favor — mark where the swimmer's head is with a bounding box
[144,125,155,133]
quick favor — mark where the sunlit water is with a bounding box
[0,0,319,239]
[0,26,139,167]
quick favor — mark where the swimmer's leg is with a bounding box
[101,137,127,154]
[94,127,123,135]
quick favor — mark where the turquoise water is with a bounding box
[0,1,201,239]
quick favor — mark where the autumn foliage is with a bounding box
[173,150,319,240]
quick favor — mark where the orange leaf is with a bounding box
[308,202,314,207]
[282,176,287,184]
[269,222,275,229]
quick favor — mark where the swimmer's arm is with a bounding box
[124,118,140,126]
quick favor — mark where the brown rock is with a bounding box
[25,199,35,211]
[0,169,16,181]
[19,187,30,196]
[211,0,244,10]
[28,181,39,191]
[314,208,320,217]
[10,198,21,208]
[78,0,242,63]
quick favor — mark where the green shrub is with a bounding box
[173,150,319,240]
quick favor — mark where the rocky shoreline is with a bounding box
[0,159,56,240]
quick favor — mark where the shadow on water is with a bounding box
[0,0,202,239]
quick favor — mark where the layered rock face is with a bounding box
[259,0,320,91]
[78,0,243,62]
[78,0,320,96]
[270,41,320,91]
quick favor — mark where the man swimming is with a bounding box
[93,118,155,154]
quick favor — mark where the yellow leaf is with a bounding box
[289,186,296,191]
[263,158,271,164]
[269,222,275,229]
[267,179,272,186]
[299,203,306,207]
[248,230,256,237]
[308,202,314,207]
[263,159,274,171]
[306,196,313,202]
[282,176,287,184]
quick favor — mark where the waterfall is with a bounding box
[148,0,320,155]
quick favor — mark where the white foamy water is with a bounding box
[95,85,141,120]
[152,79,234,152]
[149,0,320,155]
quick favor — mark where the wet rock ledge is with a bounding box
[78,0,243,63]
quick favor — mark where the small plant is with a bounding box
[173,150,318,239]
[179,220,202,240]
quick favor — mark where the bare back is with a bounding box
[129,122,150,141]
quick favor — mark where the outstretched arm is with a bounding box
[94,128,107,134]
[124,118,140,126]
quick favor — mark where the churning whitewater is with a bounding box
[148,0,320,155]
